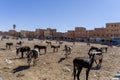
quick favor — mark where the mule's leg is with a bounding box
[21,52,24,58]
[6,44,7,49]
[99,58,103,68]
[68,51,71,55]
[45,49,46,54]
[26,51,29,56]
[86,68,90,80]
[9,45,10,49]
[106,48,107,53]
[73,64,76,80]
[65,52,68,58]
[39,49,40,53]
[57,48,58,52]
[77,67,82,80]
[53,48,55,52]
[33,58,36,66]
[94,60,97,64]
[28,59,31,66]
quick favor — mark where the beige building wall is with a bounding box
[20,30,30,37]
[35,29,45,37]
[87,30,94,38]
[62,32,68,39]
[67,30,75,39]
[92,28,106,39]
[8,30,18,36]
[106,22,120,39]
[53,32,63,38]
[75,27,87,39]
[44,28,56,38]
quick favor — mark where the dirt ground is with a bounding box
[0,38,120,80]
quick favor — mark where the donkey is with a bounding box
[63,45,73,58]
[27,48,39,66]
[16,46,31,58]
[46,41,52,45]
[88,46,103,68]
[51,44,60,52]
[100,47,108,53]
[6,42,13,49]
[59,41,63,45]
[16,41,23,46]
[34,45,47,54]
[73,54,95,80]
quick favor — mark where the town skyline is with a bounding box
[1,22,120,41]
[1,21,119,32]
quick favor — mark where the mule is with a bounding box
[27,48,39,66]
[59,41,63,45]
[16,41,23,46]
[6,42,13,49]
[100,47,108,53]
[16,46,31,58]
[46,41,51,45]
[88,46,107,55]
[73,54,95,80]
[51,45,60,52]
[63,45,73,58]
[88,46,103,69]
[34,45,47,54]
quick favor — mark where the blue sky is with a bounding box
[0,0,120,32]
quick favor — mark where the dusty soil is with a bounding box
[0,38,120,80]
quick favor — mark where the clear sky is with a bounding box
[0,0,120,32]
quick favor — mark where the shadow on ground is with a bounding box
[0,48,6,50]
[58,57,66,63]
[12,65,30,73]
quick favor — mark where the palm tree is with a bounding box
[13,24,16,37]
[13,24,16,30]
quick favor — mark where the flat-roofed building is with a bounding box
[8,30,18,36]
[53,32,64,40]
[75,27,87,39]
[44,28,56,39]
[20,30,30,37]
[35,29,45,38]
[75,27,87,40]
[67,30,75,40]
[92,28,106,39]
[106,22,120,39]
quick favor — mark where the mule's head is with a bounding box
[89,53,95,60]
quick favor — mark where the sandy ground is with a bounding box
[0,38,120,80]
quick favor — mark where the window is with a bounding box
[111,34,113,37]
[97,34,99,36]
